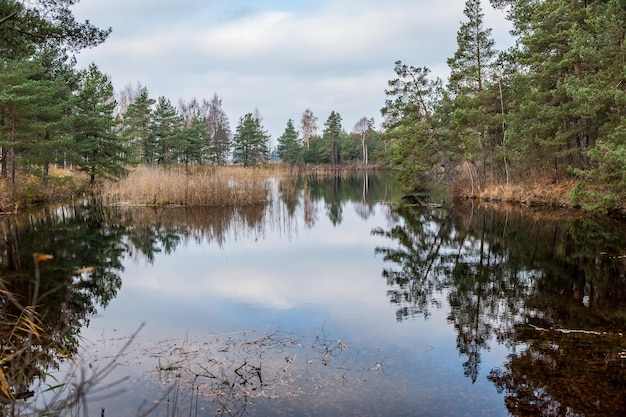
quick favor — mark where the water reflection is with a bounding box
[0,204,126,410]
[0,171,401,414]
[374,202,626,415]
[3,171,626,416]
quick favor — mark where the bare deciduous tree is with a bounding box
[300,109,318,149]
[353,116,374,166]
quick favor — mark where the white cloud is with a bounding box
[72,0,513,137]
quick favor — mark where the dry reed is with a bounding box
[452,163,576,208]
[102,165,287,207]
[476,179,575,207]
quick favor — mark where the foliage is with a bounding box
[150,96,184,165]
[70,63,128,184]
[276,118,301,165]
[232,113,270,166]
[375,0,626,214]
[322,111,344,165]
[0,0,110,59]
[447,0,502,184]
[5,0,626,216]
[120,85,155,164]
[381,62,455,191]
[571,141,626,214]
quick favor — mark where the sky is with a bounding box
[71,0,514,141]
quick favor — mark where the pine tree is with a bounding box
[0,51,74,185]
[497,0,599,181]
[232,113,269,166]
[381,61,455,188]
[447,0,499,182]
[0,57,45,185]
[71,63,128,184]
[0,0,111,59]
[179,116,209,165]
[121,86,155,164]
[32,49,78,181]
[448,0,497,95]
[323,111,343,165]
[150,96,183,165]
[276,119,301,165]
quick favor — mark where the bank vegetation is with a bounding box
[4,0,626,218]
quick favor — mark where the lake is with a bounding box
[1,171,626,417]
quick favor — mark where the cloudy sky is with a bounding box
[72,0,513,140]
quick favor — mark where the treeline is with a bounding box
[381,0,626,213]
[0,1,386,201]
[276,111,383,166]
[3,0,626,214]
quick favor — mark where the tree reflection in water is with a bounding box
[0,204,127,413]
[0,171,402,415]
[374,202,626,416]
[12,173,626,415]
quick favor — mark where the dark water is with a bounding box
[1,172,626,416]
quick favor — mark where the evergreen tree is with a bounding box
[0,57,46,185]
[308,134,331,164]
[565,0,626,212]
[381,61,455,189]
[121,86,154,164]
[447,0,500,182]
[32,49,78,181]
[0,0,111,59]
[150,96,183,164]
[0,51,75,185]
[340,133,359,163]
[232,113,269,166]
[179,97,212,164]
[276,119,301,165]
[323,111,343,165]
[448,0,497,95]
[71,63,128,184]
[179,115,209,165]
[501,0,595,180]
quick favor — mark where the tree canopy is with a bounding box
[0,0,110,58]
[378,0,626,213]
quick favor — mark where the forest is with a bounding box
[1,0,626,215]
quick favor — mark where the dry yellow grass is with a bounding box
[102,165,287,207]
[0,167,91,212]
[452,162,576,208]
[476,179,575,207]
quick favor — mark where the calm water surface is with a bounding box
[2,172,626,416]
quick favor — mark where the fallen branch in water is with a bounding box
[528,323,623,336]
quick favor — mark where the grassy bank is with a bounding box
[0,163,380,212]
[3,163,617,215]
[451,173,626,217]
[0,168,91,213]
[467,180,575,208]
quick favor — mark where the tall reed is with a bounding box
[102,165,287,207]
